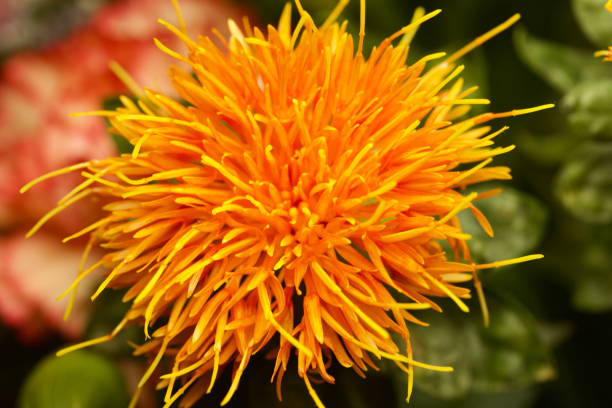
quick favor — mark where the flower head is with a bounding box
[23,1,549,406]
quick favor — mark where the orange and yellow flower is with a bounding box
[23,1,549,407]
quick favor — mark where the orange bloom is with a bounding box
[24,1,549,407]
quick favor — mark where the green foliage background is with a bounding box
[2,0,611,407]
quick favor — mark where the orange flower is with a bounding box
[24,1,549,406]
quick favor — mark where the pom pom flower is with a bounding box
[22,0,550,406]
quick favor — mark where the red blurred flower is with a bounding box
[0,51,115,232]
[0,233,100,341]
[0,0,248,340]
[91,0,246,96]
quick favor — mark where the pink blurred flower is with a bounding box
[0,233,101,341]
[0,51,116,232]
[91,0,246,96]
[0,0,248,340]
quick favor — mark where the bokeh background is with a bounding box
[1,0,611,407]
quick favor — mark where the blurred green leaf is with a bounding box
[513,27,611,93]
[555,141,612,223]
[103,97,133,154]
[572,0,612,47]
[111,134,134,154]
[573,269,612,312]
[407,295,554,400]
[85,290,143,356]
[458,186,548,263]
[517,131,580,166]
[408,387,538,408]
[18,350,129,408]
[571,227,612,311]
[461,49,489,97]
[563,79,612,137]
[459,49,490,115]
